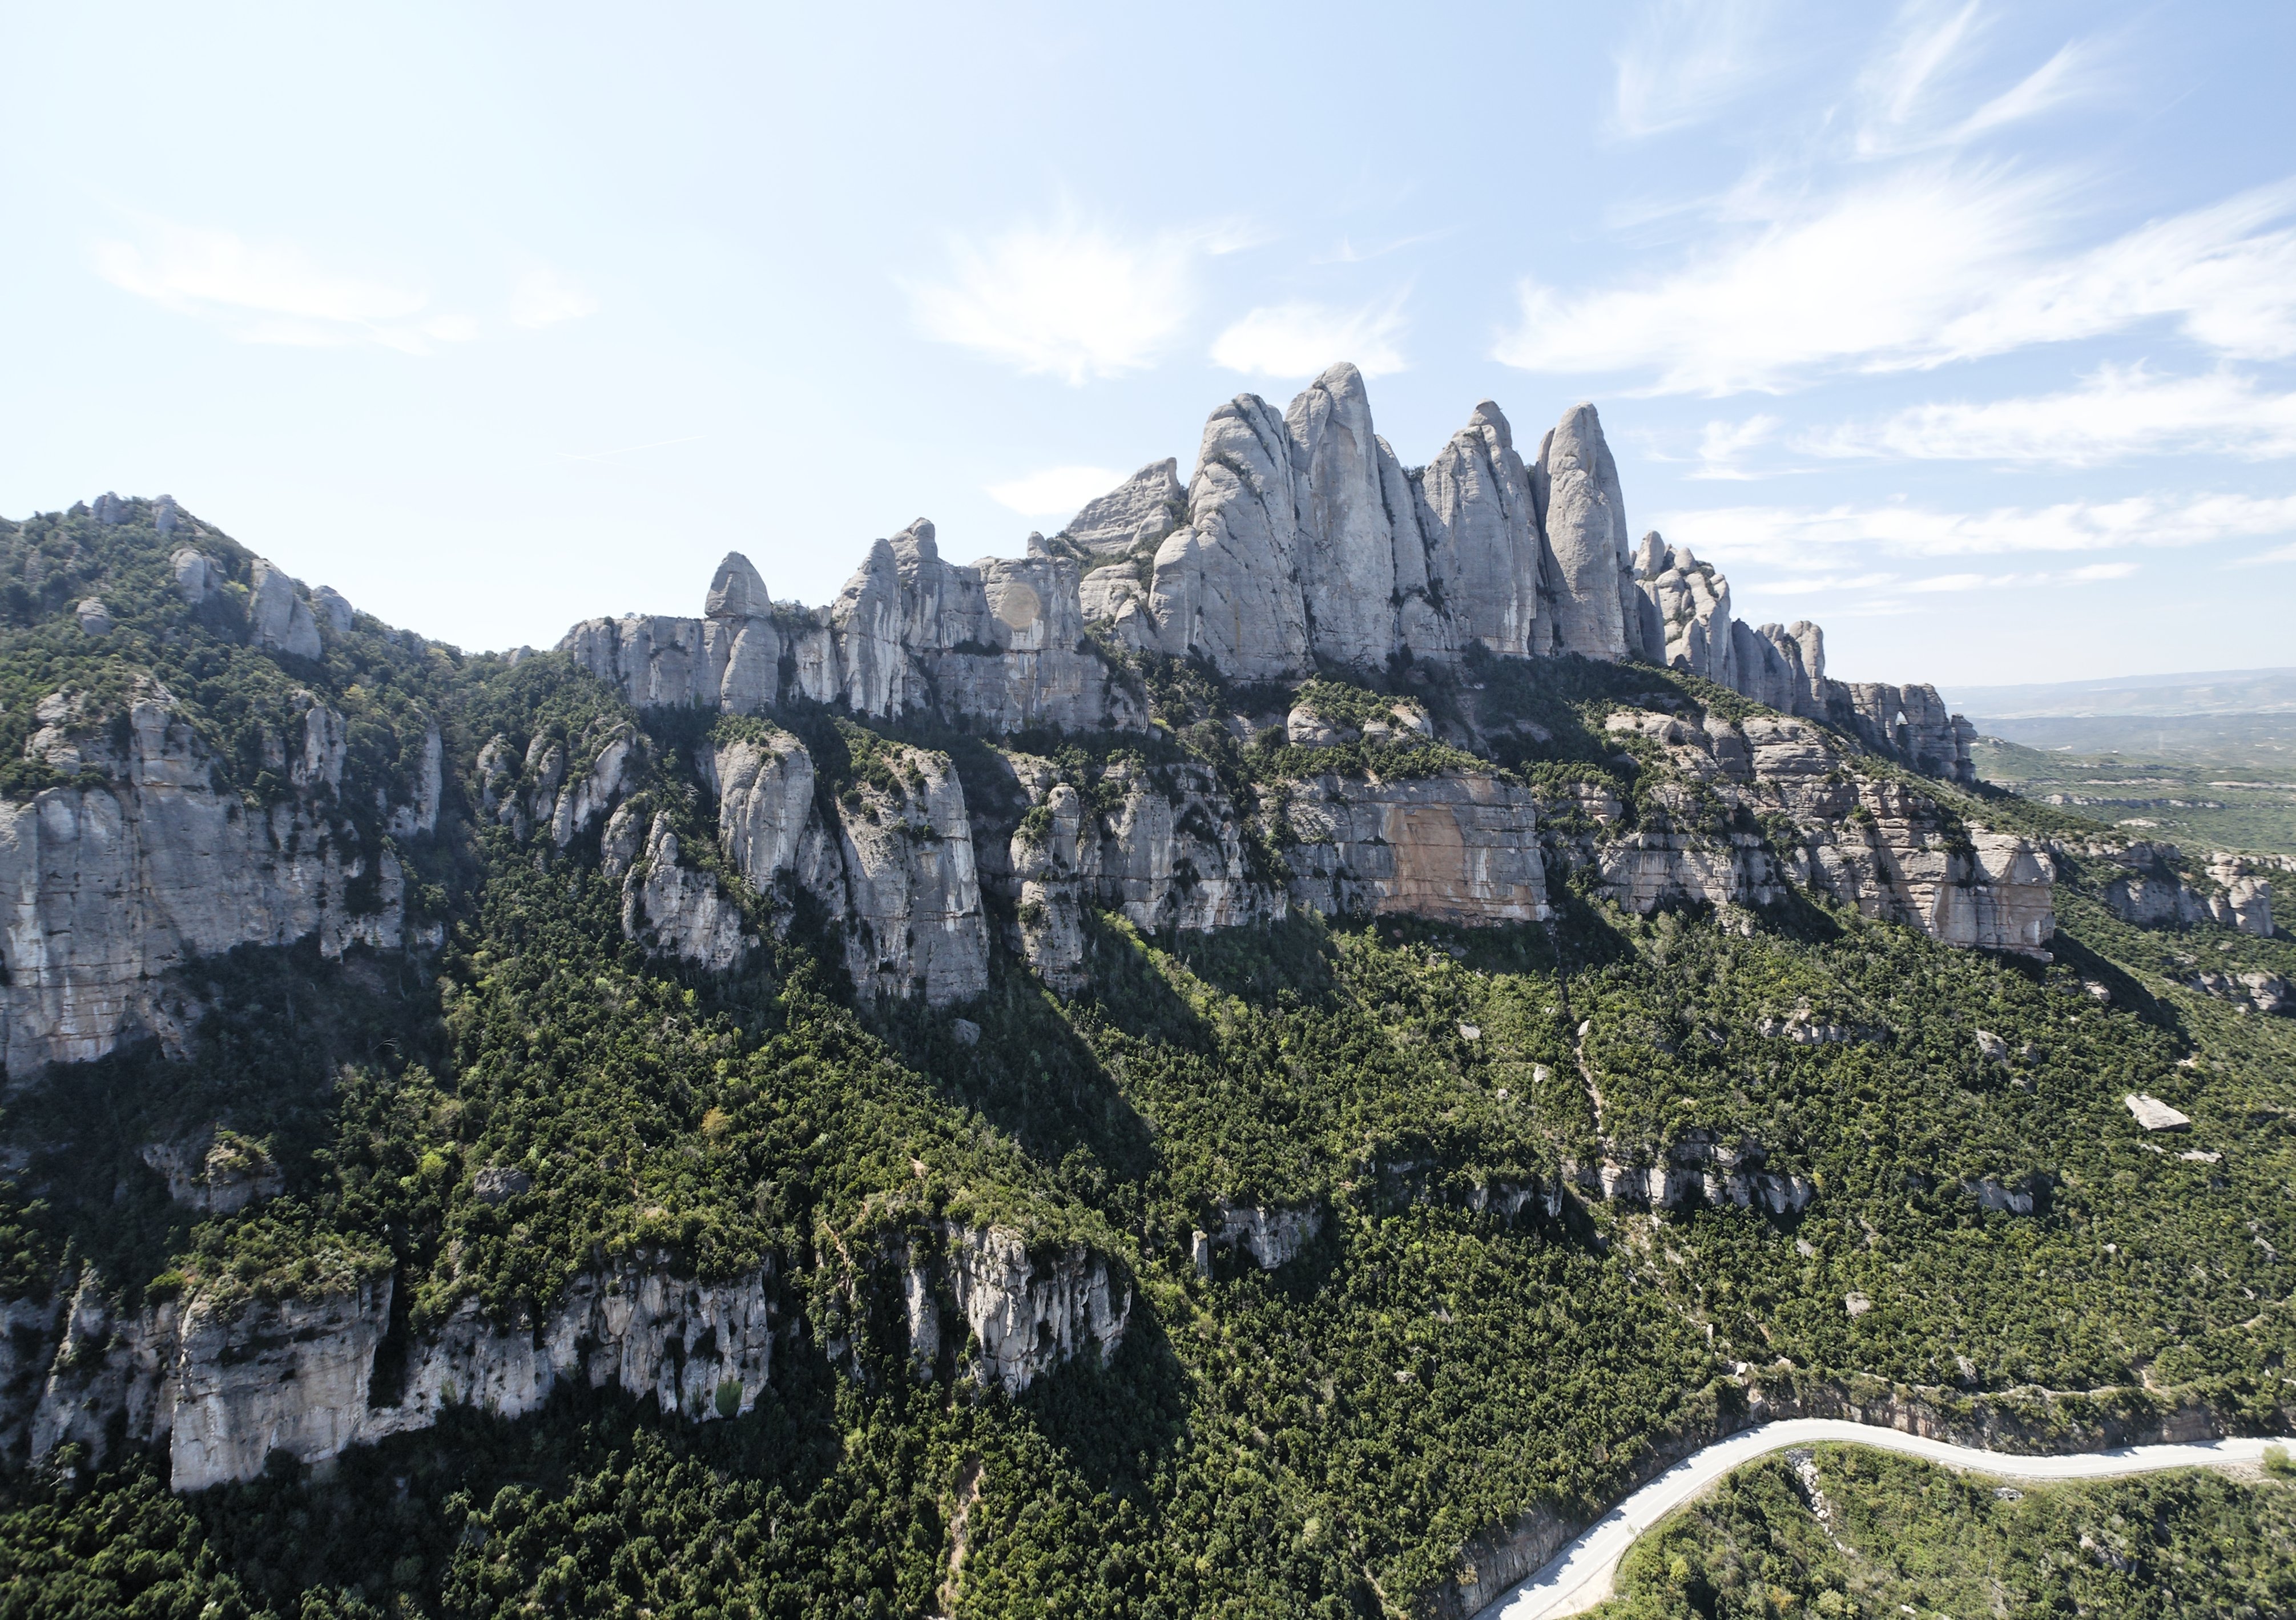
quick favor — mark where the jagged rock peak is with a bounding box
[1061,460,1186,555]
[1536,402,1632,662]
[704,552,770,619]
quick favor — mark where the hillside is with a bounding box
[1,368,2291,1619]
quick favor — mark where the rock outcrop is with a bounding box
[0,689,418,1075]
[565,537,1141,737]
[1279,771,1550,925]
[1536,405,1636,662]
[899,1225,1131,1392]
[2084,842,2276,937]
[1571,709,2054,956]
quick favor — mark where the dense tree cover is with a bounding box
[3,509,2294,1614]
[1589,1444,2296,1619]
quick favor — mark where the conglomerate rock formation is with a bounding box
[12,362,2278,1502]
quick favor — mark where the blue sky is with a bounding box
[2,1,2291,688]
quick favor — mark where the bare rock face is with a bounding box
[2093,844,2278,936]
[1281,771,1550,925]
[1058,460,1186,557]
[1416,401,1544,659]
[368,1258,778,1441]
[170,549,215,605]
[902,1225,1130,1393]
[139,1131,283,1216]
[170,1279,393,1491]
[1535,405,1632,661]
[1008,780,1098,992]
[1096,761,1280,933]
[714,729,822,896]
[247,560,323,660]
[621,814,749,973]
[17,1256,785,1488]
[1564,708,2055,956]
[1149,394,1313,681]
[1211,1203,1322,1270]
[829,744,989,1006]
[0,692,410,1075]
[1286,362,1399,671]
[1834,682,1976,787]
[1636,534,1735,685]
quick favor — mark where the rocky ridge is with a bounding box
[6,1224,1129,1486]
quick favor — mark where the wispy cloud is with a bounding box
[1904,561,2137,591]
[1853,0,1985,147]
[1496,172,2296,394]
[510,267,599,329]
[2230,542,2296,568]
[1657,490,2296,569]
[1613,0,1786,138]
[1691,413,1785,479]
[1209,296,1408,380]
[92,224,472,353]
[1804,364,2296,465]
[984,466,1127,518]
[907,215,1224,384]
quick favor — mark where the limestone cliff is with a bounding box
[0,686,421,1075]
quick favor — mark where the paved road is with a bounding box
[1475,1417,2275,1619]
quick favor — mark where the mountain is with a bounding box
[1949,667,2296,719]
[2,368,2291,1620]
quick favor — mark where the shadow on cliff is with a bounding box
[186,1355,849,1613]
[873,945,1161,1192]
[1018,1287,1191,1501]
[3,936,447,1307]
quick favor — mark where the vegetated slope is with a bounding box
[1586,1442,2296,1619]
[0,500,2291,1620]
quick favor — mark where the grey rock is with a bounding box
[1060,459,1186,556]
[1282,771,1550,925]
[1416,401,1543,658]
[92,492,127,526]
[139,1131,284,1216]
[622,814,748,973]
[170,548,214,605]
[154,495,179,535]
[714,728,822,896]
[312,586,356,635]
[473,1166,533,1204]
[2124,1093,2190,1131]
[1148,394,1311,680]
[0,692,412,1074]
[1636,534,1735,684]
[1536,405,1632,660]
[1211,1203,1322,1270]
[951,1017,981,1047]
[1285,362,1399,671]
[247,560,323,659]
[828,743,989,1006]
[74,599,113,637]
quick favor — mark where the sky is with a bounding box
[2,1,2292,687]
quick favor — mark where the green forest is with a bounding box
[2,500,2293,1619]
[1589,1442,2296,1619]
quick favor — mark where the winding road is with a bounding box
[1474,1418,2276,1619]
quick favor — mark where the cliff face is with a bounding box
[0,688,422,1075]
[7,1227,1125,1486]
[565,526,1143,738]
[900,1225,1131,1393]
[1581,708,2055,956]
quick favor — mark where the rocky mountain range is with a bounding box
[0,364,2282,1606]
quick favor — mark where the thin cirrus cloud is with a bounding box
[1802,364,2296,465]
[1209,297,1408,380]
[1655,490,2296,570]
[1611,0,1787,138]
[1496,172,2296,395]
[984,466,1127,519]
[91,224,474,353]
[510,267,600,329]
[907,216,1246,385]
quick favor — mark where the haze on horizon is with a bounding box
[2,0,2291,687]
